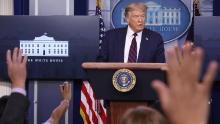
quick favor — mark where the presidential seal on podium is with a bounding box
[112,69,136,92]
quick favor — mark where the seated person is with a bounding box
[120,106,168,124]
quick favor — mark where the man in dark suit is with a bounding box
[96,3,165,118]
[0,48,29,124]
[97,3,165,63]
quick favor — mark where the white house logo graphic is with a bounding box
[112,0,191,43]
[121,1,181,26]
[20,34,69,57]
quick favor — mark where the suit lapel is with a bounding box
[138,29,150,62]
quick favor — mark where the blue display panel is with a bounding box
[0,16,99,80]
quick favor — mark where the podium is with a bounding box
[82,62,167,124]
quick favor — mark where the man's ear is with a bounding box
[125,16,129,24]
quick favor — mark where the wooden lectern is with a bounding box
[82,62,167,124]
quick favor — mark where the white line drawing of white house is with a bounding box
[20,33,69,57]
[121,1,181,26]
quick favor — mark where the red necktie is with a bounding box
[128,33,137,63]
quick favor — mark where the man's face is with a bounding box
[126,9,146,33]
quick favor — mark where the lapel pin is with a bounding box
[145,37,149,40]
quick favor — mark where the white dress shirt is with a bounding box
[124,26,143,63]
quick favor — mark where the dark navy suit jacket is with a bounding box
[0,93,29,124]
[97,27,165,63]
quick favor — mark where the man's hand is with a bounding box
[60,82,72,102]
[6,48,27,89]
[152,43,218,124]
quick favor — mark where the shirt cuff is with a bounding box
[11,88,26,96]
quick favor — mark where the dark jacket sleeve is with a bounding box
[0,93,29,124]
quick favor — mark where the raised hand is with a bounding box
[152,43,218,124]
[60,82,72,102]
[6,47,27,89]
